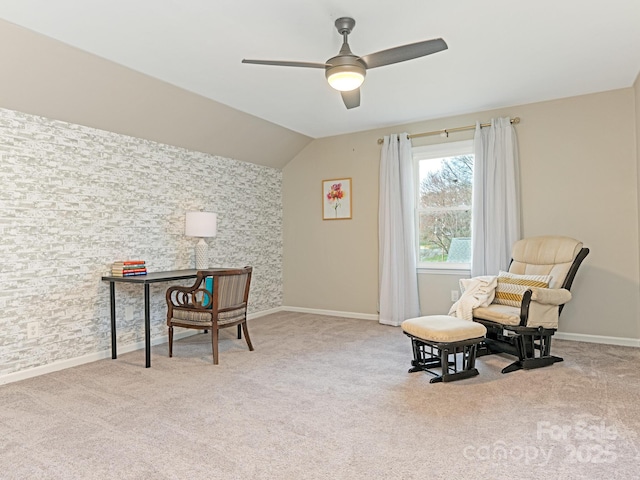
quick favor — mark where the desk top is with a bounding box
[101,269,200,284]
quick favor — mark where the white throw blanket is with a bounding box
[448,275,498,321]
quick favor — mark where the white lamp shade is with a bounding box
[185,211,217,238]
[327,70,365,91]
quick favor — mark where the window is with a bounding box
[413,140,474,270]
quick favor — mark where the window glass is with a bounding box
[414,141,474,269]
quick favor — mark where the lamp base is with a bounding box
[194,238,209,270]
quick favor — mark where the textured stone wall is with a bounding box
[0,107,283,376]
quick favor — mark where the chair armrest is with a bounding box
[530,288,572,305]
[518,288,571,328]
[166,282,211,309]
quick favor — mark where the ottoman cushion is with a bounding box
[401,315,487,343]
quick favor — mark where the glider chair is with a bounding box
[472,236,589,374]
[166,266,253,364]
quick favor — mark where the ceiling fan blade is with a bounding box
[359,38,448,69]
[341,89,360,109]
[242,59,328,69]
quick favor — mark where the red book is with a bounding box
[112,260,145,265]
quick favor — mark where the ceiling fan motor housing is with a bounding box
[325,55,366,91]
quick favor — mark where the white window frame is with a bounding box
[413,140,474,274]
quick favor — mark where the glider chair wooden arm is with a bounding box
[166,266,253,365]
[472,236,589,374]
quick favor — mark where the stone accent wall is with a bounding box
[0,107,283,376]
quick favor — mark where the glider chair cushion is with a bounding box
[402,315,486,383]
[166,266,253,365]
[508,236,584,289]
[473,284,572,329]
[472,236,589,373]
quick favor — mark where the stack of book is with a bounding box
[111,260,147,277]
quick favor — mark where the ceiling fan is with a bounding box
[242,17,448,109]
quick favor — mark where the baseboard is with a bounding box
[248,307,283,319]
[281,308,640,347]
[281,306,379,321]
[1,308,283,386]
[5,308,635,386]
[555,331,640,347]
[0,329,201,386]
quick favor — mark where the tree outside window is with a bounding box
[414,141,474,268]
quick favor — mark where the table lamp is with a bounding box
[185,211,217,269]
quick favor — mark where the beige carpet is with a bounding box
[1,311,639,479]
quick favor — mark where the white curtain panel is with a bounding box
[378,133,420,326]
[471,117,521,277]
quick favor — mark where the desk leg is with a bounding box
[144,283,151,368]
[109,282,117,359]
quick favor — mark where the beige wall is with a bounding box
[0,19,311,168]
[635,71,640,340]
[282,135,380,314]
[283,88,640,340]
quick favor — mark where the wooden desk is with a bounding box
[101,269,200,368]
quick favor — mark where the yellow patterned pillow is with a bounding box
[494,271,552,307]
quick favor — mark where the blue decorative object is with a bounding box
[203,277,214,308]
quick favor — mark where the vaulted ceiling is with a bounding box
[0,0,639,166]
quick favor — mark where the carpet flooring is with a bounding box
[1,311,639,479]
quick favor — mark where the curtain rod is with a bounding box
[376,117,520,145]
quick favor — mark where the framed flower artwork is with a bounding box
[322,178,352,220]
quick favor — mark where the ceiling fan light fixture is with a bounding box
[242,17,448,109]
[326,65,365,92]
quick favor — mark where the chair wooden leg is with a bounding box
[237,324,242,339]
[212,326,219,365]
[242,321,254,351]
[168,326,174,358]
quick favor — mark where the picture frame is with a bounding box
[322,178,352,220]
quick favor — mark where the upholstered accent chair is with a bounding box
[166,266,253,364]
[472,236,589,373]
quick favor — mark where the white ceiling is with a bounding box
[0,0,639,139]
